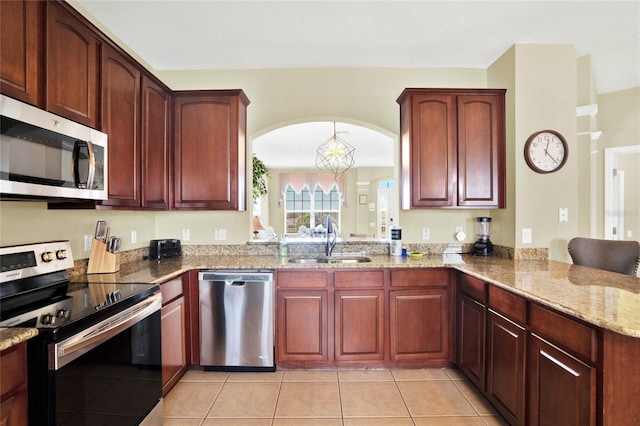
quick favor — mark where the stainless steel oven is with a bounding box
[0,241,162,426]
[0,95,108,201]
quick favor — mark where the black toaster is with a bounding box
[149,239,182,260]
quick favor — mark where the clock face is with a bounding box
[524,130,568,173]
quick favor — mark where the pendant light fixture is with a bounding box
[315,122,356,179]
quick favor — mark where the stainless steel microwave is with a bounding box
[0,95,108,201]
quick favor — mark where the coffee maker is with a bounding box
[473,217,493,256]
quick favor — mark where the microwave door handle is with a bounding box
[72,140,96,189]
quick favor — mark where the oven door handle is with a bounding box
[49,292,162,370]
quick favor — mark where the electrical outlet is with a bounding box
[215,229,227,240]
[84,235,93,251]
[182,229,190,241]
[628,230,633,238]
[559,208,568,223]
[422,227,430,240]
[131,230,137,244]
[522,228,532,244]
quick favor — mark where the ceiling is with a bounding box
[72,0,639,169]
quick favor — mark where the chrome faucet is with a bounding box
[325,215,337,256]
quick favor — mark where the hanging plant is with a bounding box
[252,155,270,203]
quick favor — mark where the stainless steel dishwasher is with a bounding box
[198,270,275,371]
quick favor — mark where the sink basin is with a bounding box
[288,256,371,264]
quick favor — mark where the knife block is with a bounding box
[87,239,121,274]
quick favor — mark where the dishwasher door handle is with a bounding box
[225,280,246,286]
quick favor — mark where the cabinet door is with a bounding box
[457,94,505,208]
[46,2,99,127]
[404,94,457,208]
[389,289,451,362]
[335,290,384,361]
[457,294,486,390]
[528,335,595,426]
[161,296,187,395]
[100,44,141,207]
[0,0,42,106]
[173,91,249,210]
[486,311,525,426]
[141,76,171,209]
[276,290,329,362]
[0,342,29,425]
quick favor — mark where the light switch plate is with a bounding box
[215,229,227,240]
[131,230,137,244]
[522,228,532,244]
[422,228,430,239]
[182,229,190,241]
[84,235,93,251]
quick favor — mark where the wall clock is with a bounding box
[524,130,568,173]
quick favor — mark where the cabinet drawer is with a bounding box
[529,303,597,363]
[277,271,328,288]
[160,277,183,305]
[0,343,26,396]
[458,273,486,303]
[488,285,526,325]
[390,268,450,287]
[334,270,384,288]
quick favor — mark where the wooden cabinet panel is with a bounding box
[488,285,526,325]
[458,273,486,303]
[457,293,485,390]
[334,270,384,288]
[100,44,141,207]
[277,270,328,288]
[46,2,99,127]
[0,0,42,106]
[335,290,384,361]
[527,335,595,426]
[456,95,505,207]
[173,91,249,210]
[389,289,450,362]
[161,295,187,395]
[141,76,171,209]
[390,268,451,287]
[276,290,329,362]
[0,342,28,425]
[486,310,525,426]
[397,88,505,209]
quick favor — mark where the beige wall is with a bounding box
[1,45,637,262]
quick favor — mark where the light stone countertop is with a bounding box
[73,253,640,339]
[0,327,38,351]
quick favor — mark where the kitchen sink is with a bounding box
[288,256,371,264]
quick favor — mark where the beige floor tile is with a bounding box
[340,381,409,418]
[164,382,223,418]
[275,381,342,418]
[227,370,284,382]
[283,370,338,382]
[202,418,273,426]
[413,416,486,425]
[391,368,449,381]
[162,419,204,426]
[397,380,476,417]
[480,415,511,426]
[273,419,343,426]
[207,382,280,418]
[452,380,499,416]
[180,370,229,382]
[444,368,468,380]
[338,369,394,381]
[344,417,415,425]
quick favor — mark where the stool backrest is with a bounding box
[568,237,640,276]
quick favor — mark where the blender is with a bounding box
[473,217,493,256]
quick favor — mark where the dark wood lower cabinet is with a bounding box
[528,335,595,426]
[457,293,486,390]
[160,276,188,395]
[335,290,384,361]
[0,342,28,425]
[486,310,525,426]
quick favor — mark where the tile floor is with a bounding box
[163,368,509,425]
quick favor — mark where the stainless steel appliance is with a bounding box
[198,270,275,371]
[473,216,494,256]
[0,95,108,201]
[0,241,162,425]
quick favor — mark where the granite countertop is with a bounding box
[73,253,640,339]
[0,327,38,351]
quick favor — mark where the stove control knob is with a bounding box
[41,314,55,325]
[56,309,70,319]
[41,251,54,263]
[56,249,67,260]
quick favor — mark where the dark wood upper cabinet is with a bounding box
[45,1,100,128]
[0,0,42,106]
[397,88,506,209]
[141,76,171,209]
[100,44,141,207]
[173,91,249,210]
